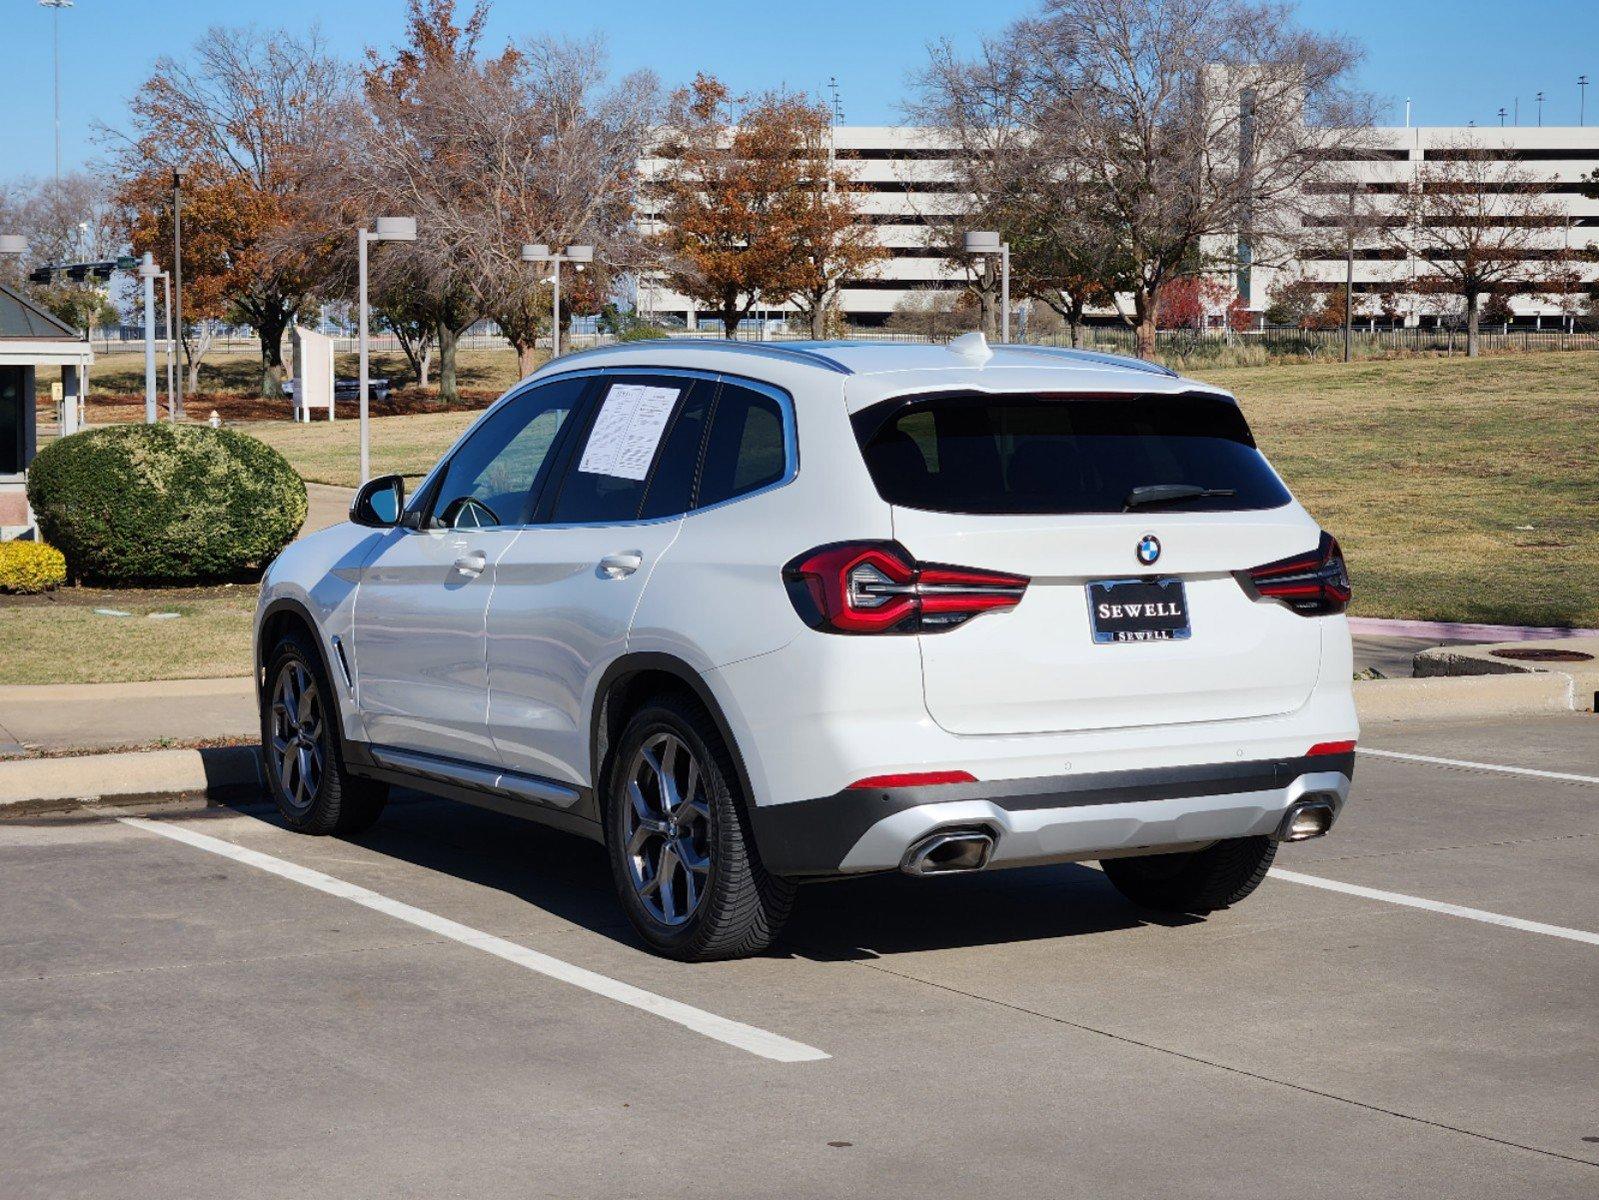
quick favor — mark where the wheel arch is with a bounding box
[258,596,360,762]
[590,653,759,837]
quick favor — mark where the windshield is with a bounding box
[853,391,1292,515]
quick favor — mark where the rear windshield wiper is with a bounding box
[1123,483,1238,511]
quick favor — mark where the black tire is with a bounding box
[261,629,388,836]
[1100,836,1277,914]
[604,692,796,961]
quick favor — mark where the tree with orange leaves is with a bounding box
[648,76,826,337]
[107,28,347,399]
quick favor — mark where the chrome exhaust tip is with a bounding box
[1276,796,1338,843]
[902,830,995,876]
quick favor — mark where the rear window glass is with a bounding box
[854,392,1291,515]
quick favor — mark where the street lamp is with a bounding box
[964,230,1011,342]
[39,1,73,185]
[138,253,161,424]
[1581,75,1589,127]
[521,242,594,358]
[1535,91,1545,127]
[357,216,416,484]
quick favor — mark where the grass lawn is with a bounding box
[0,586,257,686]
[10,348,1594,687]
[1197,352,1599,628]
[241,409,481,489]
[252,349,1599,628]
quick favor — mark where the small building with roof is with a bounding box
[0,283,92,538]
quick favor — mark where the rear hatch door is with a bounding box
[856,388,1325,736]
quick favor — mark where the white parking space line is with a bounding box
[119,816,829,1064]
[1358,747,1599,786]
[1269,869,1599,947]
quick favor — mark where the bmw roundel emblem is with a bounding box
[1136,534,1161,566]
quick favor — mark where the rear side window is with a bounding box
[854,392,1291,515]
[697,384,787,508]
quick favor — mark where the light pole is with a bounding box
[1536,91,1545,127]
[138,253,160,424]
[1581,76,1589,127]
[1497,107,1507,127]
[171,167,185,419]
[358,216,416,484]
[521,242,594,358]
[38,1,72,185]
[158,267,175,419]
[964,230,1011,342]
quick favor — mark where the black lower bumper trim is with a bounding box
[749,752,1354,877]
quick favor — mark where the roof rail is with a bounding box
[546,338,854,375]
[1012,344,1177,378]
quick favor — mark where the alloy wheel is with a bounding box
[270,661,325,813]
[621,731,712,926]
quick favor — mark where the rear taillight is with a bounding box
[1238,532,1351,616]
[783,541,1028,634]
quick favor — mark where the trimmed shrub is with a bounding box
[26,424,307,585]
[0,540,67,593]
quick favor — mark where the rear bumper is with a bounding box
[749,752,1354,877]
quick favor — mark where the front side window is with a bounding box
[854,391,1291,515]
[430,376,587,528]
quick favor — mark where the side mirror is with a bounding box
[351,474,406,527]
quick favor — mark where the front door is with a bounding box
[351,374,591,764]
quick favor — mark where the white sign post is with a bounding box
[291,324,336,422]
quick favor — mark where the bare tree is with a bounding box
[1386,136,1563,356]
[907,40,1034,337]
[0,173,123,334]
[106,27,349,396]
[919,0,1377,358]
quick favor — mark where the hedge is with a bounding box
[0,540,67,593]
[26,424,307,585]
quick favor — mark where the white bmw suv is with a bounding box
[256,334,1358,960]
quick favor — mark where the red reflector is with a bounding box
[847,770,977,790]
[1307,741,1356,757]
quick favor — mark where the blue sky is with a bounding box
[2,0,1596,182]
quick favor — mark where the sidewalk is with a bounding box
[0,677,256,757]
[0,632,1504,759]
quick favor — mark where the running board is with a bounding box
[369,745,581,809]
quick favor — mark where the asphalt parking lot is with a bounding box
[3,713,1597,1198]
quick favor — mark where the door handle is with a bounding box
[453,550,487,577]
[599,551,644,578]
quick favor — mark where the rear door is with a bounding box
[484,373,715,786]
[855,389,1325,736]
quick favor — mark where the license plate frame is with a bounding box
[1086,577,1192,644]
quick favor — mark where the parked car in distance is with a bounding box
[256,333,1358,960]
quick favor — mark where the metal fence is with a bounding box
[90,322,1599,362]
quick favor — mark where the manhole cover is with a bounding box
[1489,647,1595,663]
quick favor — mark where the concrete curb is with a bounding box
[1348,617,1599,642]
[1,668,1594,809]
[0,745,261,811]
[1355,671,1598,723]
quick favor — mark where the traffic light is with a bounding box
[66,264,88,283]
[28,267,53,285]
[92,264,114,282]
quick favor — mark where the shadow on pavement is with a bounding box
[193,787,1188,959]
